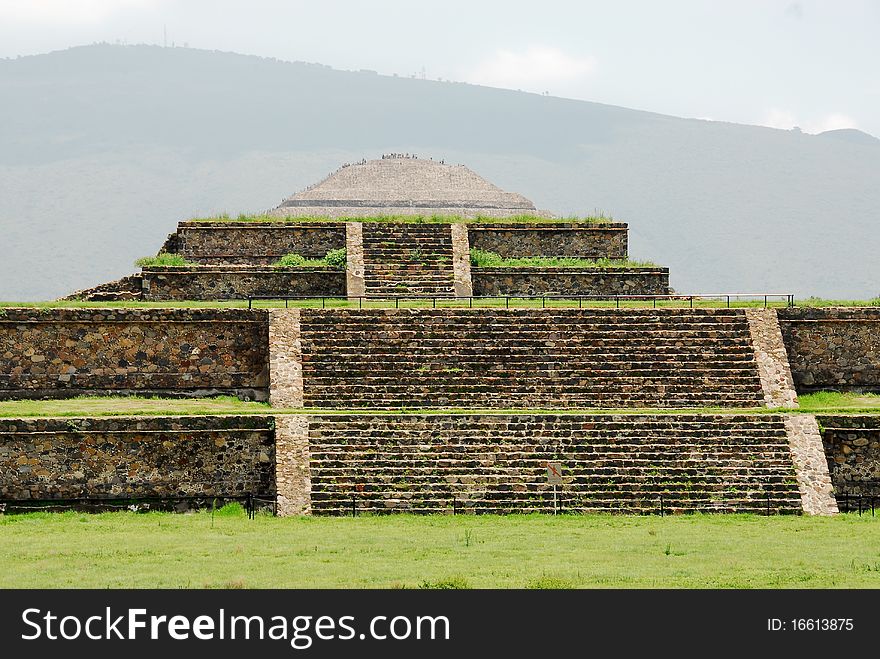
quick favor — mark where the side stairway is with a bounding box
[361,223,456,297]
[297,308,767,408]
[305,414,802,514]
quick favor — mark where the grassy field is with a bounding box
[0,392,877,418]
[1,511,879,588]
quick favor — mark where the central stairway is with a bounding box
[361,224,456,297]
[305,414,802,514]
[297,308,767,408]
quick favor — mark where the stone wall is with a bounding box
[141,267,345,300]
[0,308,269,400]
[784,415,838,515]
[174,222,346,264]
[745,309,799,408]
[0,415,274,503]
[294,413,801,515]
[818,415,880,497]
[778,307,880,392]
[471,268,670,296]
[467,223,628,259]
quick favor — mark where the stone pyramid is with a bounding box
[269,155,553,218]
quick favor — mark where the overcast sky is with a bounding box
[2,0,877,136]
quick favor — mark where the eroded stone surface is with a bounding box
[778,307,880,393]
[745,308,799,408]
[275,415,310,516]
[0,416,275,501]
[785,414,839,515]
[345,222,365,298]
[450,223,473,297]
[269,309,303,408]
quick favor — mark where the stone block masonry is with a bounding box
[0,308,269,400]
[472,268,669,297]
[778,307,880,393]
[467,223,628,259]
[345,222,365,298]
[450,223,473,297]
[268,309,303,408]
[744,309,799,408]
[274,415,310,516]
[0,416,275,503]
[818,415,880,498]
[282,413,802,515]
[784,415,838,515]
[172,222,346,264]
[141,267,344,300]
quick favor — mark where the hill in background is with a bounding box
[1,44,878,300]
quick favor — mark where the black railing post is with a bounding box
[660,495,664,517]
[359,296,363,310]
[351,494,357,517]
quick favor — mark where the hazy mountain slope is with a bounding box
[1,44,878,300]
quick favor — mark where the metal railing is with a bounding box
[247,293,795,309]
[837,482,880,516]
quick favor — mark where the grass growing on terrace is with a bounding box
[3,297,806,310]
[1,511,879,588]
[798,391,880,412]
[0,396,270,418]
[0,392,877,418]
[188,213,615,225]
[134,253,195,268]
[469,249,658,269]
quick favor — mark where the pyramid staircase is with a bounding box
[305,414,802,515]
[361,224,456,297]
[297,308,766,409]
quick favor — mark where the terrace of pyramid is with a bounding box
[3,154,879,517]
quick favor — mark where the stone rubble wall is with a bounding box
[0,415,275,502]
[471,268,669,297]
[450,223,473,297]
[141,267,345,300]
[274,415,310,516]
[175,222,346,264]
[468,223,628,259]
[778,307,880,392]
[345,222,365,298]
[268,310,303,408]
[0,308,269,400]
[817,415,880,497]
[744,309,799,408]
[783,414,839,515]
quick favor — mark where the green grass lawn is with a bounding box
[1,511,879,588]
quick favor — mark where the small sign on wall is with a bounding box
[546,462,563,485]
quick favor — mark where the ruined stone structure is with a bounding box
[10,154,880,517]
[69,157,668,301]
